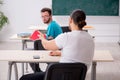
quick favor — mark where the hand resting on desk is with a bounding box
[49,51,61,56]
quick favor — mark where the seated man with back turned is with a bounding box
[30,7,63,72]
[20,9,94,80]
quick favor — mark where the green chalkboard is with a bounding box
[52,0,119,16]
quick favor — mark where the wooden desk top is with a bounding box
[0,50,58,62]
[83,26,94,30]
[10,25,94,40]
[29,26,94,30]
[93,50,114,62]
[10,34,30,40]
[29,26,47,30]
[0,50,113,63]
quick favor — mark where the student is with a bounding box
[30,7,63,72]
[20,9,94,80]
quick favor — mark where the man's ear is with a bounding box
[69,18,72,24]
[50,15,52,19]
[69,18,72,26]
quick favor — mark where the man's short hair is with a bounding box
[41,8,52,16]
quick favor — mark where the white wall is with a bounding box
[0,0,120,42]
[53,16,120,42]
[0,0,51,41]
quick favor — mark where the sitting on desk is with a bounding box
[20,9,94,80]
[30,7,63,73]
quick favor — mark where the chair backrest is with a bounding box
[61,26,71,33]
[44,63,87,80]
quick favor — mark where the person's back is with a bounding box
[55,31,94,68]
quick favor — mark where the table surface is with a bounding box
[28,26,47,30]
[29,26,94,30]
[10,26,94,40]
[10,34,30,40]
[0,50,113,63]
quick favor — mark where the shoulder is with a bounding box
[50,21,60,27]
[49,21,57,25]
[55,33,69,48]
[56,32,71,39]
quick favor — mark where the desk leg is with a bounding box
[91,62,97,80]
[22,63,24,75]
[22,40,26,50]
[25,63,29,73]
[14,63,18,80]
[22,40,26,75]
[8,62,18,80]
[8,62,13,80]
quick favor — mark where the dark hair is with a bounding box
[70,9,86,29]
[41,8,52,16]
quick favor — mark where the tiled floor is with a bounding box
[0,41,120,80]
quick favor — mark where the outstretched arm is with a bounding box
[38,32,59,50]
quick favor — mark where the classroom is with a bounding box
[0,0,120,80]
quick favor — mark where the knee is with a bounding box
[19,74,31,80]
[34,40,41,44]
[19,75,26,80]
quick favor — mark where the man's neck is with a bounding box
[47,19,53,25]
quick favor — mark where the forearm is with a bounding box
[41,38,50,50]
[39,32,59,50]
[41,38,59,50]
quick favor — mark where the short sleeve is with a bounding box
[46,25,54,38]
[55,33,67,49]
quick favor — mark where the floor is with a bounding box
[0,41,120,80]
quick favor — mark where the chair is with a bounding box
[61,26,71,33]
[44,63,87,80]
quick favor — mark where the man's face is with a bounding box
[41,11,51,24]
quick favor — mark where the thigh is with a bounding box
[34,40,45,50]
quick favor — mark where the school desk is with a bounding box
[0,50,113,80]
